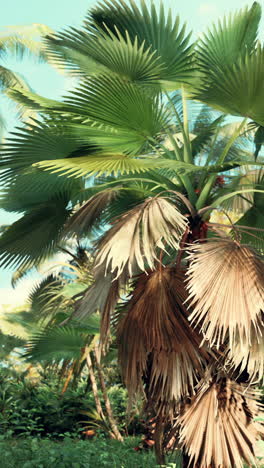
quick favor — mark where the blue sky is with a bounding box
[0,0,262,299]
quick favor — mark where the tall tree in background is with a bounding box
[1,1,264,466]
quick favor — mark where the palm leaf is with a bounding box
[0,170,84,214]
[179,377,264,468]
[28,274,63,318]
[0,65,32,92]
[11,262,36,288]
[234,174,264,250]
[95,196,188,278]
[65,187,120,236]
[0,193,72,269]
[194,3,264,121]
[229,322,264,384]
[196,2,261,71]
[46,28,164,85]
[9,75,170,155]
[34,154,173,178]
[24,326,87,362]
[196,46,264,125]
[0,120,97,184]
[117,268,207,404]
[186,238,264,348]
[46,0,194,85]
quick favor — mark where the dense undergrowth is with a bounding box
[0,369,141,438]
[0,437,182,468]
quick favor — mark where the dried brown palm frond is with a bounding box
[73,265,124,348]
[95,197,188,279]
[229,320,264,384]
[178,377,264,468]
[65,188,119,236]
[73,269,114,320]
[117,267,207,407]
[186,238,264,348]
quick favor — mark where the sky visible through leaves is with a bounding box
[0,0,263,302]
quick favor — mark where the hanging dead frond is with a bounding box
[117,268,207,408]
[178,377,264,468]
[229,320,264,384]
[186,238,264,348]
[95,197,188,279]
[73,265,124,349]
[65,188,119,236]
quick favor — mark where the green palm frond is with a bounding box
[60,75,169,142]
[191,115,226,159]
[34,153,264,183]
[33,154,175,178]
[194,3,264,124]
[0,193,72,269]
[7,75,170,155]
[47,28,164,85]
[0,65,32,92]
[0,120,96,183]
[24,326,86,362]
[6,86,63,111]
[0,308,36,340]
[46,0,194,85]
[247,121,264,159]
[196,46,264,125]
[196,2,261,71]
[28,275,63,318]
[24,313,100,363]
[0,170,84,213]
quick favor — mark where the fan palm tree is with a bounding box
[1,1,264,466]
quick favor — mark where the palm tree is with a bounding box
[1,1,264,466]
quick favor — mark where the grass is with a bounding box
[0,437,181,468]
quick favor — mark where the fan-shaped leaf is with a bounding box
[186,238,264,348]
[117,268,207,404]
[46,0,194,85]
[95,196,188,278]
[0,194,72,270]
[179,378,264,468]
[24,326,86,362]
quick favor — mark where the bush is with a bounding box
[0,371,95,438]
[0,369,144,439]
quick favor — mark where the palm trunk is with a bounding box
[86,351,104,419]
[94,347,123,442]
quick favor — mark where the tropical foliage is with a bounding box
[1,1,264,466]
[0,23,53,129]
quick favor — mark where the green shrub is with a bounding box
[0,437,164,468]
[0,371,95,438]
